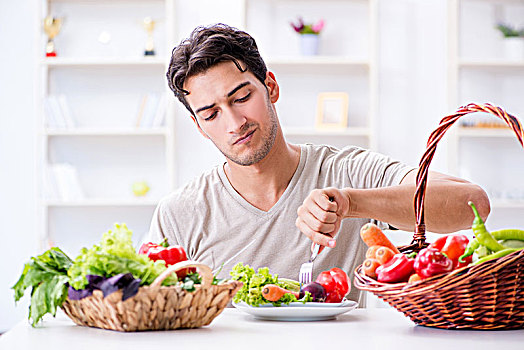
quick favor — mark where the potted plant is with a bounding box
[495,22,524,61]
[290,17,325,56]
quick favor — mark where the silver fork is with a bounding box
[299,243,321,285]
[299,197,334,285]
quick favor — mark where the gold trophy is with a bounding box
[43,16,62,57]
[142,17,156,56]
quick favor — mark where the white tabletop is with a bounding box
[1,308,523,350]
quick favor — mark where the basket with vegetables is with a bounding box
[354,103,524,330]
[13,223,242,331]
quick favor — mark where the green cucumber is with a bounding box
[499,239,524,249]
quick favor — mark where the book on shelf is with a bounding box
[42,166,59,200]
[44,96,66,129]
[135,93,166,128]
[459,112,508,128]
[45,163,85,201]
[56,94,75,128]
[44,94,76,130]
[135,94,148,127]
[152,93,167,127]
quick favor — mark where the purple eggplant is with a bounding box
[299,282,326,302]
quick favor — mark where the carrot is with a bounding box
[365,245,382,260]
[375,246,395,265]
[261,284,299,302]
[362,258,381,279]
[408,274,422,284]
[360,223,400,253]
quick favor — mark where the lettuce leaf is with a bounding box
[67,223,177,290]
[230,262,311,306]
[12,247,72,326]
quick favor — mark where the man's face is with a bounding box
[184,61,279,166]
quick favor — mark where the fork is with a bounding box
[299,243,321,285]
[299,197,334,285]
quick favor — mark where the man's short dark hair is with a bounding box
[166,23,268,114]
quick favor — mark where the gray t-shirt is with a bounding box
[147,144,413,303]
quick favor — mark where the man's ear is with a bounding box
[190,114,210,139]
[265,71,279,103]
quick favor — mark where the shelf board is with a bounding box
[458,60,524,69]
[42,57,166,67]
[44,128,168,136]
[456,126,516,137]
[283,127,371,137]
[266,56,369,67]
[491,199,524,209]
[45,198,159,207]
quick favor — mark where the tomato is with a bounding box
[315,267,349,303]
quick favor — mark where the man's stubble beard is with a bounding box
[213,98,278,167]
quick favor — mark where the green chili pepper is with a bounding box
[459,239,480,263]
[468,201,505,252]
[459,228,524,263]
[472,248,521,265]
[491,229,524,241]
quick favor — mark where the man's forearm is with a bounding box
[342,180,490,233]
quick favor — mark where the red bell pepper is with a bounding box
[315,267,349,303]
[138,239,194,278]
[414,247,453,279]
[429,234,472,268]
[375,253,414,283]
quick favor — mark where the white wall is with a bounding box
[0,0,38,333]
[378,0,448,171]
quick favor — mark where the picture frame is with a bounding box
[315,92,349,130]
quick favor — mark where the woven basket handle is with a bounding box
[151,260,213,288]
[408,103,523,251]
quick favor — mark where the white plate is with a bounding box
[232,299,358,321]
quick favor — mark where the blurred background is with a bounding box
[1,0,523,332]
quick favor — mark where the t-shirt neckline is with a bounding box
[217,144,308,217]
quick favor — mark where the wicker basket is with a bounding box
[62,261,243,331]
[354,103,524,330]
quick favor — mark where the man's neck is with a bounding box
[223,134,301,212]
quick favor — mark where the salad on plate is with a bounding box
[229,263,356,321]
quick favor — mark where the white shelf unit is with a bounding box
[245,0,378,151]
[44,128,169,136]
[266,56,370,67]
[447,0,524,229]
[283,126,371,136]
[42,56,167,67]
[36,0,177,252]
[44,199,161,207]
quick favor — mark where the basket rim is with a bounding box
[152,260,213,288]
[64,278,243,303]
[354,248,523,296]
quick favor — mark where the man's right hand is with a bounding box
[295,187,351,250]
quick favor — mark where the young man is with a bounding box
[148,24,489,303]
